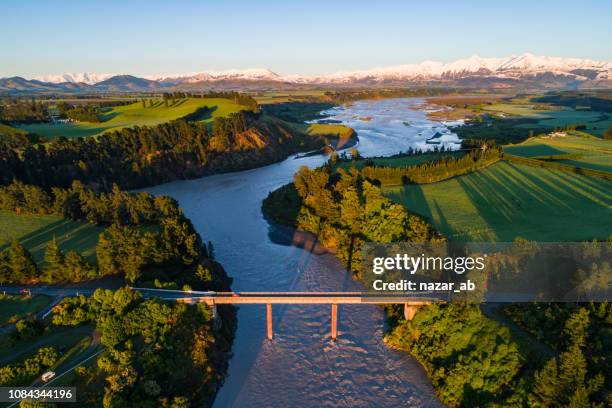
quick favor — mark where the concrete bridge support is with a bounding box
[331,304,338,341]
[267,303,273,340]
[404,303,420,321]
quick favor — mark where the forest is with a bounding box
[48,287,234,407]
[263,165,442,273]
[0,111,329,190]
[385,301,607,407]
[0,180,228,289]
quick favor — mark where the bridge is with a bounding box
[133,288,437,341]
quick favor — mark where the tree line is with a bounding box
[0,99,47,123]
[359,143,502,186]
[0,111,326,190]
[57,103,101,122]
[161,91,260,112]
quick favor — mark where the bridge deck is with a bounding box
[172,296,435,305]
[134,289,438,305]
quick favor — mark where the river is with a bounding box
[145,98,459,407]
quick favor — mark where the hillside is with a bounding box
[19,97,246,139]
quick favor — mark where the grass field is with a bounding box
[0,325,94,367]
[19,97,246,140]
[0,295,52,326]
[504,135,612,173]
[479,103,555,117]
[0,211,103,265]
[515,108,612,137]
[479,103,612,137]
[385,161,612,241]
[254,90,329,104]
[337,151,464,171]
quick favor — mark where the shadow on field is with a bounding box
[1,219,103,264]
[504,144,566,157]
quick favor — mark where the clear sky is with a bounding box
[2,0,611,78]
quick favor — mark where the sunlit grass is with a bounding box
[385,161,612,241]
[0,211,103,265]
[19,98,245,140]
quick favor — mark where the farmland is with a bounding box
[0,211,103,265]
[19,97,246,139]
[385,161,612,241]
[504,134,612,172]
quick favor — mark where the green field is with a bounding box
[19,97,246,139]
[254,90,328,105]
[476,101,612,137]
[0,211,103,264]
[385,161,612,241]
[480,103,555,117]
[504,135,612,172]
[0,295,52,326]
[516,108,612,137]
[0,325,94,368]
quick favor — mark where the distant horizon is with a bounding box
[2,0,612,78]
[2,53,610,82]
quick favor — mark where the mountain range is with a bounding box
[1,54,611,93]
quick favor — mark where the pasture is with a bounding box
[19,97,245,140]
[0,294,52,326]
[479,103,612,137]
[480,103,555,117]
[504,135,612,172]
[254,90,329,105]
[0,211,103,265]
[385,161,612,242]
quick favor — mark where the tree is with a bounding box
[64,250,94,281]
[195,264,213,284]
[8,240,38,282]
[0,251,11,284]
[43,237,64,282]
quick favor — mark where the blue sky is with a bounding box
[2,0,611,77]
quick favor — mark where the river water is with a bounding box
[145,98,459,407]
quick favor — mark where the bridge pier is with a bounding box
[267,303,273,340]
[331,304,338,341]
[404,303,420,321]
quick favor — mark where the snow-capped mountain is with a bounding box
[33,72,114,85]
[143,54,612,85]
[152,68,281,84]
[299,54,611,83]
[3,54,611,93]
